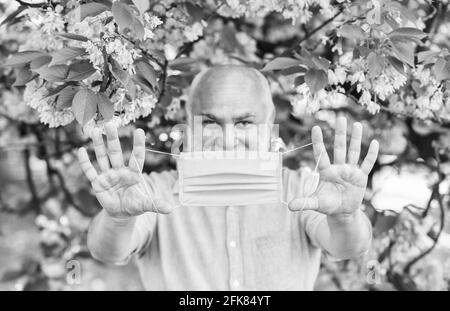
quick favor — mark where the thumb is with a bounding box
[288,195,319,212]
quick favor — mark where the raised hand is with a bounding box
[288,117,379,218]
[77,123,172,219]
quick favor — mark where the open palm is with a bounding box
[77,123,172,219]
[289,117,379,217]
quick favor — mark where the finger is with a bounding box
[91,128,110,172]
[77,147,98,183]
[105,122,124,169]
[347,122,362,165]
[288,196,319,212]
[311,126,331,171]
[129,128,146,173]
[361,140,379,175]
[333,116,347,164]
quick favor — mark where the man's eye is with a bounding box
[236,121,253,128]
[203,120,217,125]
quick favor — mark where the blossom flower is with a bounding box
[82,40,104,71]
[328,66,347,85]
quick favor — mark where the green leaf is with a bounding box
[112,2,134,32]
[261,57,303,72]
[57,33,89,42]
[388,27,427,40]
[49,47,86,66]
[97,93,114,120]
[34,65,69,82]
[305,68,328,94]
[72,88,98,126]
[29,55,52,70]
[135,60,157,87]
[337,25,366,40]
[76,2,110,21]
[131,0,150,15]
[391,38,415,67]
[3,51,46,67]
[56,86,79,109]
[66,60,96,81]
[13,66,35,86]
[433,59,450,82]
[367,52,385,78]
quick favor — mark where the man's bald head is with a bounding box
[186,65,275,124]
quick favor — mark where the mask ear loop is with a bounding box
[142,148,182,210]
[131,154,159,214]
[280,141,315,207]
[298,146,323,212]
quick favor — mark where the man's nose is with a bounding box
[224,124,236,151]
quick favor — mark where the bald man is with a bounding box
[78,65,378,291]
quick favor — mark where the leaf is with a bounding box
[184,2,204,22]
[135,60,157,87]
[168,57,198,72]
[49,47,86,66]
[97,93,114,120]
[305,68,328,94]
[3,51,46,67]
[112,2,134,32]
[387,56,405,75]
[66,60,96,81]
[132,75,153,94]
[391,38,415,67]
[1,5,26,26]
[109,58,130,85]
[131,0,150,15]
[294,75,305,87]
[311,56,331,71]
[29,55,52,70]
[433,59,450,82]
[34,65,69,82]
[13,66,35,86]
[57,33,89,42]
[220,24,245,55]
[279,66,307,76]
[72,88,98,125]
[417,50,440,64]
[130,18,145,40]
[56,86,79,109]
[388,27,427,40]
[337,24,366,40]
[75,2,110,21]
[367,52,385,78]
[261,57,303,72]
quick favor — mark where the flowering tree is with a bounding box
[1,0,450,290]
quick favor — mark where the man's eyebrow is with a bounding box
[200,113,217,120]
[234,113,256,121]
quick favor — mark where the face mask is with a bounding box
[140,142,322,208]
[177,151,283,206]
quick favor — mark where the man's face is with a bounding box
[188,69,275,152]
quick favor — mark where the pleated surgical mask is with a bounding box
[177,151,282,206]
[136,141,323,209]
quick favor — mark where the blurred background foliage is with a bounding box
[1,0,450,290]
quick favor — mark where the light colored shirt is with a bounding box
[126,167,328,290]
